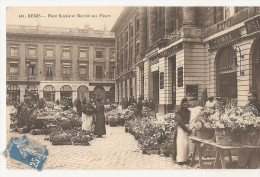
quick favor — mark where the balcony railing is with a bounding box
[28,74,36,80]
[7,25,115,38]
[9,74,18,80]
[204,7,260,37]
[45,77,53,81]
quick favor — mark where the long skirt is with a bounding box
[81,113,93,133]
[176,124,190,163]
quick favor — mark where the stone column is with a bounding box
[139,7,147,55]
[20,85,26,102]
[148,7,157,46]
[55,44,61,79]
[72,45,78,80]
[89,46,94,79]
[165,7,175,34]
[182,7,197,27]
[20,43,26,80]
[105,47,110,79]
[38,44,44,80]
[55,91,60,102]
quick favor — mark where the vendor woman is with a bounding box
[237,91,260,169]
[175,98,192,165]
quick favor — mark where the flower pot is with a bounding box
[196,129,215,140]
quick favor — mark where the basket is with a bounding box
[242,130,260,146]
[215,129,234,146]
[196,129,215,140]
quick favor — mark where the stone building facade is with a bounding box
[112,7,260,115]
[6,25,116,103]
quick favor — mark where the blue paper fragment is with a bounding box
[4,136,48,170]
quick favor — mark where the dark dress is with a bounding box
[94,102,106,136]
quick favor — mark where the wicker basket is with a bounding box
[196,129,215,140]
[242,130,260,146]
[215,129,234,146]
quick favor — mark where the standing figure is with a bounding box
[175,98,192,165]
[148,99,155,117]
[76,97,82,117]
[81,99,95,133]
[237,91,260,169]
[94,98,106,138]
[135,96,143,119]
[204,96,217,110]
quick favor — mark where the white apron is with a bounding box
[176,124,190,162]
[81,113,93,133]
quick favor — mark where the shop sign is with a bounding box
[159,43,183,57]
[245,16,260,35]
[218,64,232,71]
[208,30,240,48]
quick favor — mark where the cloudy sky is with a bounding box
[6,7,125,31]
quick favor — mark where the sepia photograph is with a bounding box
[2,1,260,176]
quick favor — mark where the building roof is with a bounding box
[6,25,115,39]
[111,7,134,33]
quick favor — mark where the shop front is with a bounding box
[77,85,89,101]
[251,39,260,105]
[60,85,73,102]
[43,85,55,102]
[93,85,105,100]
[7,85,20,103]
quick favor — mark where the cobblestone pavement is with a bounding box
[5,106,188,170]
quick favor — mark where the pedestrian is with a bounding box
[82,98,95,133]
[204,96,217,111]
[135,96,143,119]
[69,98,73,108]
[76,97,82,117]
[237,90,260,169]
[148,99,155,117]
[175,98,192,165]
[94,97,106,138]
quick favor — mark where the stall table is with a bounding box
[189,136,260,169]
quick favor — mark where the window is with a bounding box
[129,45,133,64]
[45,63,53,78]
[28,47,36,57]
[62,48,71,58]
[79,64,87,78]
[136,17,140,32]
[224,7,235,19]
[79,48,87,58]
[125,29,128,42]
[96,66,103,78]
[130,23,133,38]
[10,63,18,77]
[136,42,140,56]
[46,48,54,57]
[10,46,18,56]
[110,65,115,79]
[28,65,36,76]
[62,64,70,78]
[112,51,116,58]
[96,51,103,59]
